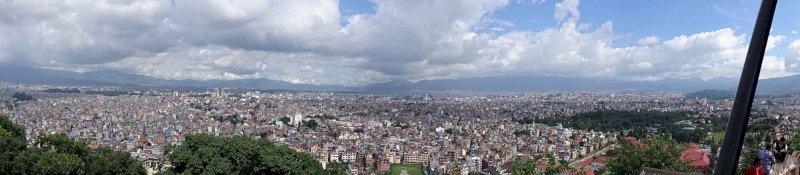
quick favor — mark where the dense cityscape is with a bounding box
[3,0,800,174]
[3,83,799,174]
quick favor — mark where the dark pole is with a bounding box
[715,0,777,174]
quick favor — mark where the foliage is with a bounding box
[737,147,759,174]
[324,162,348,175]
[11,92,35,101]
[304,119,319,130]
[790,129,800,154]
[513,117,535,125]
[85,148,146,175]
[213,114,243,125]
[538,110,709,143]
[308,114,337,120]
[604,138,693,175]
[685,89,734,100]
[445,128,461,135]
[513,129,529,136]
[0,115,144,175]
[44,88,81,93]
[0,115,27,174]
[512,154,572,175]
[354,128,365,133]
[544,154,572,175]
[164,134,325,174]
[279,116,291,125]
[85,90,137,96]
[13,148,86,175]
[512,156,537,175]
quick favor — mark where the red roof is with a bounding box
[624,136,644,147]
[688,142,699,149]
[581,158,594,167]
[680,146,711,169]
[596,156,608,162]
[536,164,547,171]
[563,168,594,175]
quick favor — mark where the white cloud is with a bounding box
[786,40,800,72]
[761,56,794,79]
[554,0,580,22]
[767,35,786,52]
[637,36,661,46]
[0,0,794,86]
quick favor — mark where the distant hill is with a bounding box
[685,89,735,100]
[756,74,800,94]
[0,66,349,91]
[361,76,738,93]
[4,65,800,94]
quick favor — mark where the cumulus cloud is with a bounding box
[786,40,800,72]
[767,35,786,52]
[637,36,661,46]
[0,0,794,86]
[554,0,580,22]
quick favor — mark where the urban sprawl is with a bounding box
[2,84,799,175]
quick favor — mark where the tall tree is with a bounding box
[86,148,147,175]
[0,115,145,175]
[604,138,694,174]
[165,134,325,174]
[304,120,319,130]
[0,115,27,174]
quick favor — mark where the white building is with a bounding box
[290,114,303,126]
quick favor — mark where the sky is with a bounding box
[0,0,799,86]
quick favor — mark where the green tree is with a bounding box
[12,148,86,175]
[789,129,800,154]
[512,156,536,175]
[324,162,348,175]
[544,154,572,175]
[0,115,144,175]
[304,120,319,130]
[36,133,91,156]
[280,117,291,125]
[165,134,325,174]
[86,148,147,175]
[512,154,573,175]
[11,92,35,101]
[605,138,693,175]
[737,147,759,174]
[354,128,365,133]
[0,115,27,174]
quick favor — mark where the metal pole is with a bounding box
[715,0,777,174]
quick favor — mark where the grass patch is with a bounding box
[390,164,423,175]
[710,131,725,143]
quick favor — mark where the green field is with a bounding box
[390,164,424,175]
[711,131,725,143]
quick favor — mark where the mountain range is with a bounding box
[2,66,799,94]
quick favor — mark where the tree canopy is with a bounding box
[537,110,710,143]
[163,134,327,175]
[304,119,319,130]
[512,154,574,175]
[11,92,35,102]
[684,89,734,100]
[604,138,693,174]
[0,115,145,175]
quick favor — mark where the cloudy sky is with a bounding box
[0,0,799,86]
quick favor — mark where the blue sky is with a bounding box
[341,0,799,52]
